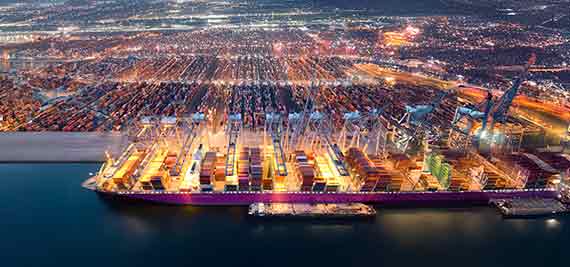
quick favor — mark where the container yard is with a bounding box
[85,52,569,206]
[6,2,570,265]
[3,22,559,208]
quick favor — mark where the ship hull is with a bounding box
[96,189,557,206]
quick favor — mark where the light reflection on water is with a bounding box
[1,163,568,267]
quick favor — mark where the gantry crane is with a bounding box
[224,85,245,177]
[451,91,493,135]
[338,107,388,156]
[366,106,391,157]
[225,113,242,177]
[283,112,301,152]
[488,53,537,131]
[170,113,205,176]
[338,111,361,151]
[265,112,288,177]
[388,91,448,153]
[400,90,448,128]
[287,83,317,152]
[264,86,288,177]
[451,53,536,147]
[306,111,350,177]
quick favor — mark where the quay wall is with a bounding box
[101,189,558,206]
[0,132,127,162]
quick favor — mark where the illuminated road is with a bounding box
[457,86,570,134]
[350,63,570,136]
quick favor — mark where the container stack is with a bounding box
[112,151,145,190]
[345,148,379,192]
[164,152,177,174]
[225,183,238,191]
[418,174,440,191]
[425,153,451,189]
[388,171,404,191]
[149,171,170,191]
[263,152,273,190]
[368,156,394,192]
[250,147,263,191]
[372,157,404,192]
[448,172,470,191]
[372,168,391,192]
[238,147,250,191]
[294,151,315,191]
[498,153,559,189]
[484,171,507,190]
[139,150,168,191]
[325,179,339,192]
[314,156,332,192]
[214,153,226,182]
[199,151,216,191]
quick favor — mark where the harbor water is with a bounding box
[1,163,567,267]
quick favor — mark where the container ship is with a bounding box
[81,53,570,206]
[85,111,567,206]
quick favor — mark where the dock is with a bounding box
[490,198,568,218]
[248,203,376,218]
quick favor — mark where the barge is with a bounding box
[248,203,376,218]
[490,198,568,218]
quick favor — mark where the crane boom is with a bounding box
[225,113,242,177]
[267,112,288,177]
[170,114,204,176]
[491,53,536,125]
[405,91,448,126]
[317,116,350,177]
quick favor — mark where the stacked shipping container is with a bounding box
[368,155,401,192]
[199,152,217,191]
[345,148,379,192]
[315,156,337,192]
[112,151,146,190]
[238,147,250,191]
[250,147,263,191]
[294,151,315,191]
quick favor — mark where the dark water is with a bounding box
[1,163,568,267]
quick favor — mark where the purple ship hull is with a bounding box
[96,189,558,206]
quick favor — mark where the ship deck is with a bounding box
[97,188,557,206]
